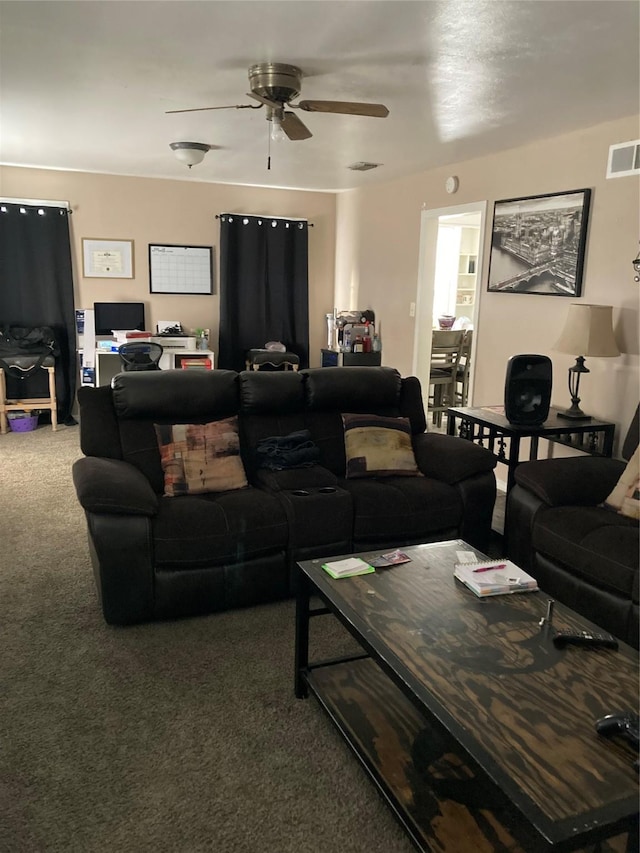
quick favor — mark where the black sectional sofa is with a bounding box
[72,367,498,625]
[506,407,639,648]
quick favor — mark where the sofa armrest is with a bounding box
[72,457,159,516]
[413,432,497,485]
[513,457,626,508]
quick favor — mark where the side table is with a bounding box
[447,405,615,495]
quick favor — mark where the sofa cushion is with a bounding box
[304,367,402,415]
[153,488,288,568]
[532,506,639,598]
[603,445,640,519]
[113,370,239,421]
[342,413,421,478]
[342,476,462,544]
[155,418,248,496]
[239,369,305,414]
[253,465,337,492]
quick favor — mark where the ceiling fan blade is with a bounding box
[281,112,312,141]
[246,91,282,110]
[296,100,389,118]
[165,103,260,114]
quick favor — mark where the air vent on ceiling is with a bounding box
[348,161,381,171]
[606,140,640,179]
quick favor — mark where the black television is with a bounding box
[93,302,145,336]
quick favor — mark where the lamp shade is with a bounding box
[170,141,210,167]
[554,304,620,357]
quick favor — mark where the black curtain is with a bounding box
[218,214,309,371]
[0,202,76,424]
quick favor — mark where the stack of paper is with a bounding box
[322,557,375,579]
[453,559,538,597]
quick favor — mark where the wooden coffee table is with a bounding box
[295,540,639,852]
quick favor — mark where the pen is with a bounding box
[473,563,506,573]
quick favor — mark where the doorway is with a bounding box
[412,201,488,422]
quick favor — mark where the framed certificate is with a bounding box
[82,239,134,279]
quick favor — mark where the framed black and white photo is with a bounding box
[487,189,591,296]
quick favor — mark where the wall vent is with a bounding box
[348,161,381,171]
[606,140,640,179]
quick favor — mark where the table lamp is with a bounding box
[553,303,620,420]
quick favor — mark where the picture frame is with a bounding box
[82,238,134,279]
[148,244,214,295]
[487,189,591,297]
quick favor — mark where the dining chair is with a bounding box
[454,329,473,407]
[428,329,464,427]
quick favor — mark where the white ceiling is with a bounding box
[1,1,638,193]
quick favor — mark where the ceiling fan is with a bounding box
[166,62,389,141]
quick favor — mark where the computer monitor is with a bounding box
[93,302,145,336]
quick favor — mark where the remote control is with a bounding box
[596,713,639,750]
[553,630,619,650]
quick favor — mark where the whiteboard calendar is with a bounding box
[149,244,214,294]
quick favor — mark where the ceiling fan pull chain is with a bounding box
[267,124,272,171]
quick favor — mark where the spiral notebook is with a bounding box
[453,558,538,597]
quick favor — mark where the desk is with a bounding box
[447,405,615,495]
[94,348,215,387]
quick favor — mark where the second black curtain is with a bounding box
[218,214,309,371]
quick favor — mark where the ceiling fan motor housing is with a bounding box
[248,63,302,104]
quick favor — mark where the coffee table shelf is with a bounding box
[308,657,550,852]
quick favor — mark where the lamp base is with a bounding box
[557,405,591,421]
[558,358,592,420]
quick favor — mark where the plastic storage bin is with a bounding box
[7,412,39,432]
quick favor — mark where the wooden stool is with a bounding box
[245,349,300,371]
[0,355,57,434]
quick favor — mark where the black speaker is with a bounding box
[504,354,552,426]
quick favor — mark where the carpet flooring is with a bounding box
[1,424,414,853]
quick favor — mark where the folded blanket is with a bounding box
[256,429,320,471]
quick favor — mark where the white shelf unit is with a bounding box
[455,229,480,313]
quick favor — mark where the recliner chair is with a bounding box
[506,405,640,647]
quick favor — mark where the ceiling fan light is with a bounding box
[269,116,287,143]
[170,141,211,168]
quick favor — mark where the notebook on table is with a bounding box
[453,558,539,597]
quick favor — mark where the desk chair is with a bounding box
[0,354,57,434]
[428,329,464,427]
[118,341,163,372]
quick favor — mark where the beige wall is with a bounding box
[2,115,639,450]
[335,115,640,452]
[0,168,336,367]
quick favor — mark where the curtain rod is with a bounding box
[216,214,313,226]
[0,197,70,209]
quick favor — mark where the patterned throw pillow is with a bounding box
[603,445,640,520]
[342,413,422,479]
[154,417,248,496]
